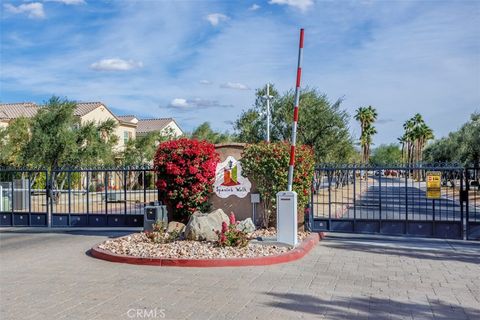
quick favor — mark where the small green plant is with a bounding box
[152,220,166,232]
[144,220,180,244]
[216,213,249,247]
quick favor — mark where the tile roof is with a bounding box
[0,102,38,120]
[136,118,174,133]
[117,115,137,122]
[73,102,106,117]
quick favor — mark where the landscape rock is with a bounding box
[236,218,256,233]
[167,221,185,234]
[184,209,229,241]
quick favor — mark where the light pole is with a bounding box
[262,83,273,142]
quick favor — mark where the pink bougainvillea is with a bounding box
[154,138,219,221]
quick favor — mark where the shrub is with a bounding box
[216,212,249,247]
[154,138,219,221]
[241,141,315,228]
[144,221,180,243]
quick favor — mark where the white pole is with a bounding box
[266,84,271,143]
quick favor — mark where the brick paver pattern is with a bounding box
[0,230,479,320]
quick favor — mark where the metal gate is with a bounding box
[0,166,159,228]
[0,168,49,227]
[308,164,479,240]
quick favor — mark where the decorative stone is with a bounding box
[184,209,229,241]
[167,221,185,234]
[236,218,256,233]
[97,229,312,259]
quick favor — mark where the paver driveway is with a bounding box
[0,229,479,320]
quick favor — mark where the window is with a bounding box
[124,131,129,144]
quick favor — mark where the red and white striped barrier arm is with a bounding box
[287,28,304,192]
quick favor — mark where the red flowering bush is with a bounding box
[241,142,315,228]
[216,212,249,247]
[154,138,219,221]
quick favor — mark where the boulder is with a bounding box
[184,209,229,241]
[167,221,185,234]
[236,218,256,233]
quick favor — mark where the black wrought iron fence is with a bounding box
[0,168,48,226]
[465,167,480,239]
[0,166,158,227]
[309,164,479,240]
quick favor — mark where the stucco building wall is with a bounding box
[79,106,136,151]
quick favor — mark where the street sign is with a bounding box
[426,171,441,199]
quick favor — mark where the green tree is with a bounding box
[21,97,119,193]
[122,131,173,166]
[424,113,479,167]
[22,97,118,170]
[0,117,31,166]
[234,85,355,163]
[354,105,378,163]
[190,122,232,144]
[370,144,402,166]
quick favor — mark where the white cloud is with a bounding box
[199,79,212,85]
[170,98,190,108]
[249,4,261,11]
[205,13,229,26]
[168,98,232,109]
[268,0,314,12]
[45,0,86,4]
[220,82,250,90]
[4,3,46,19]
[90,58,143,71]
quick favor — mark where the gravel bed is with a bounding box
[98,230,311,259]
[251,228,311,241]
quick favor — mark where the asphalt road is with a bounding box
[317,176,480,221]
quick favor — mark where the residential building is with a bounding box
[0,101,183,151]
[74,102,137,151]
[136,118,183,137]
[0,102,38,129]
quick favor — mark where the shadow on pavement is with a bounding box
[321,234,480,265]
[0,228,138,238]
[264,293,480,320]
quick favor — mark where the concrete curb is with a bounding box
[90,232,324,267]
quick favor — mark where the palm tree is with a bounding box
[401,114,434,179]
[397,135,407,164]
[355,106,378,163]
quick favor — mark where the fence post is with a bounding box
[124,169,127,215]
[28,171,32,226]
[68,171,72,215]
[328,170,332,225]
[464,169,470,240]
[405,170,408,234]
[143,170,147,207]
[460,171,465,240]
[11,172,14,226]
[86,171,90,216]
[104,170,108,216]
[309,174,314,231]
[353,168,356,231]
[47,170,52,228]
[378,171,382,231]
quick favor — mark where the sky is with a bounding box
[1,0,479,146]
